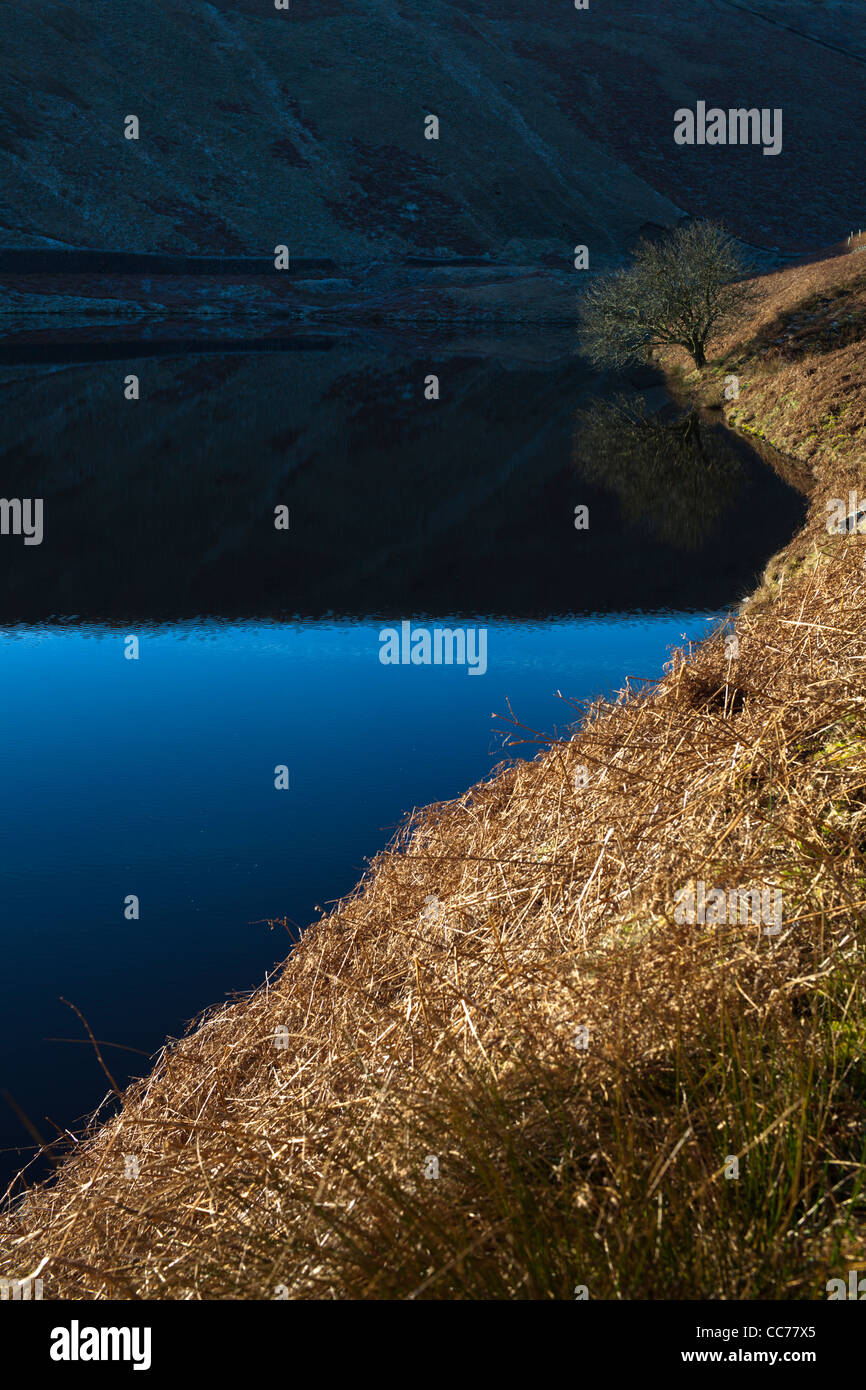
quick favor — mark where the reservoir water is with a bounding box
[0,327,807,1188]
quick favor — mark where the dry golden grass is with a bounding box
[2,245,865,1300]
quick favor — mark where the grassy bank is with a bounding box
[2,245,865,1300]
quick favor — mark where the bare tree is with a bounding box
[578,221,755,370]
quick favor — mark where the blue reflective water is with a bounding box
[0,331,806,1186]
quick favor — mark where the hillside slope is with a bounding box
[1,0,863,263]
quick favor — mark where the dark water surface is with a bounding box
[0,329,807,1188]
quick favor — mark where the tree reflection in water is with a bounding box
[573,394,745,551]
